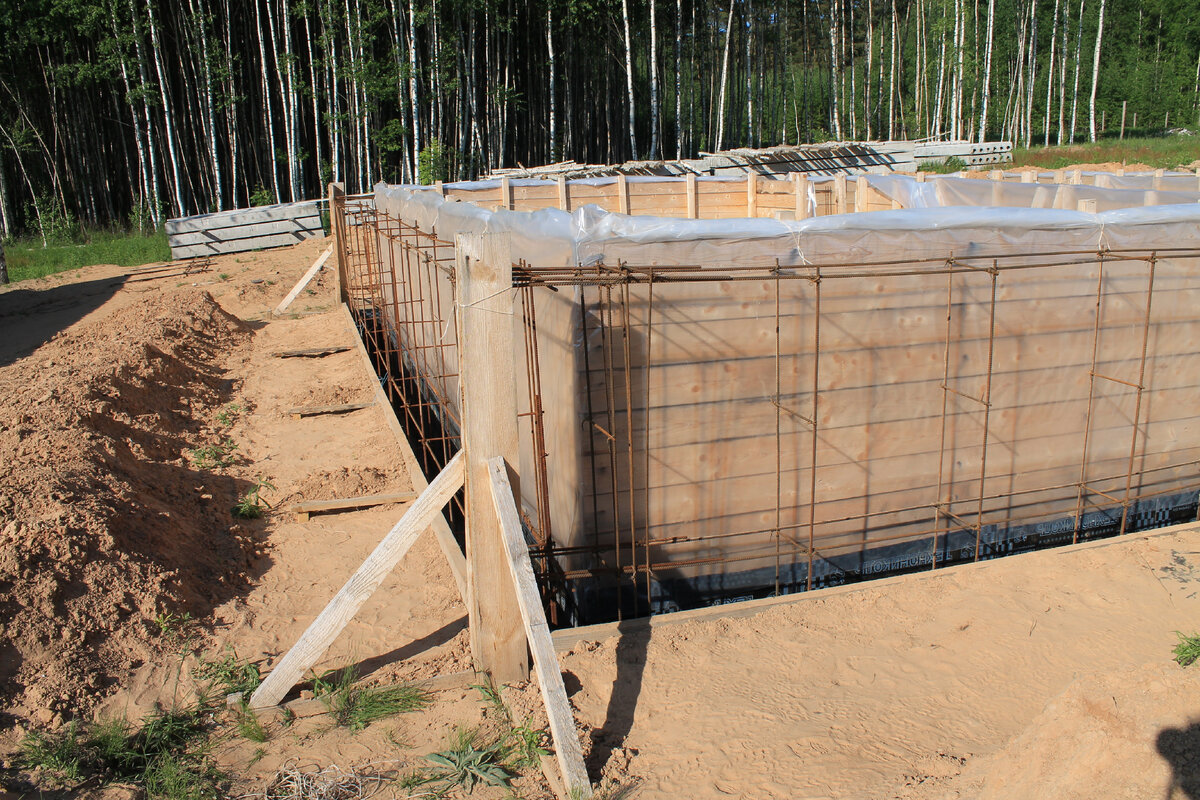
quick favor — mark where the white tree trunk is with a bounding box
[675,0,683,158]
[145,0,186,216]
[1044,0,1060,146]
[716,2,736,150]
[1069,0,1085,142]
[547,5,557,160]
[621,0,637,158]
[1088,0,1105,141]
[979,0,995,141]
[649,0,660,157]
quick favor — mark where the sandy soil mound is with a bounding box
[0,291,260,720]
[938,662,1200,800]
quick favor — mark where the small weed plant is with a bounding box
[425,727,513,793]
[313,666,429,731]
[192,647,263,698]
[189,437,237,470]
[1174,631,1200,667]
[214,403,243,427]
[234,703,270,743]
[233,476,276,519]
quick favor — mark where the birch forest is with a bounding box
[1,0,1198,233]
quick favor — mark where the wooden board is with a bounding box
[291,490,419,521]
[273,345,351,358]
[488,457,592,799]
[248,452,464,709]
[287,401,373,419]
[275,246,334,315]
[455,232,528,684]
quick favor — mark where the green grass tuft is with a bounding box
[1174,631,1200,667]
[314,667,429,731]
[18,707,224,800]
[5,228,170,283]
[193,648,263,698]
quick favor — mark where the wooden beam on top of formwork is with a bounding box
[454,232,529,685]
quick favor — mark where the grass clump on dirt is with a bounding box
[233,476,275,519]
[18,649,268,797]
[5,228,170,283]
[313,666,430,731]
[1010,134,1200,171]
[1173,632,1200,667]
[18,708,222,799]
[188,437,238,470]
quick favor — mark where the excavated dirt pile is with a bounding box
[0,291,260,721]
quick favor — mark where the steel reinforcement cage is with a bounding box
[334,191,1200,626]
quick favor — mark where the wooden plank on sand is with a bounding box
[291,490,419,522]
[287,401,373,419]
[248,452,464,709]
[488,457,592,799]
[273,345,351,358]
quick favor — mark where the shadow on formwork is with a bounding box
[334,169,1200,628]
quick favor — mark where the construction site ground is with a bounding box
[0,227,1198,799]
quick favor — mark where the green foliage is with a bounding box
[418,141,448,185]
[313,666,430,731]
[19,723,89,785]
[192,648,263,698]
[233,476,276,519]
[425,727,513,794]
[153,611,195,647]
[29,194,81,245]
[1173,631,1200,667]
[918,156,968,174]
[4,228,170,283]
[249,185,275,207]
[128,199,161,235]
[188,437,238,470]
[234,704,269,743]
[17,708,224,800]
[214,403,242,427]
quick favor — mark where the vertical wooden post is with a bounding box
[1154,168,1165,190]
[746,174,758,217]
[833,174,848,214]
[616,174,631,215]
[1077,198,1098,213]
[915,171,927,183]
[501,177,513,211]
[854,176,870,213]
[455,233,528,685]
[792,173,810,219]
[328,182,348,306]
[686,173,699,219]
[435,180,446,197]
[988,169,1003,182]
[1070,170,1083,185]
[1021,171,1035,184]
[557,176,569,211]
[1053,169,1065,184]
